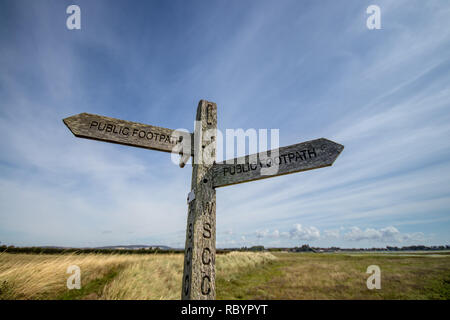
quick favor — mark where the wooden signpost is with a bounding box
[63,99,344,300]
[181,100,217,300]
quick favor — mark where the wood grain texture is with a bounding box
[181,100,217,300]
[63,113,192,154]
[212,138,344,188]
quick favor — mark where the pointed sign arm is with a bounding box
[63,113,193,160]
[212,138,344,188]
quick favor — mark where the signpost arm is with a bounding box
[181,100,217,300]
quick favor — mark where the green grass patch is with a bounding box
[57,268,121,300]
[217,258,283,300]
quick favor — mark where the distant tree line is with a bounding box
[2,244,448,255]
[0,245,234,255]
[290,244,450,252]
[0,245,183,255]
[385,245,449,251]
[222,244,450,253]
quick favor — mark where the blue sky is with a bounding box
[1,0,449,248]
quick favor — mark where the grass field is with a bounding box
[218,252,450,300]
[0,251,448,300]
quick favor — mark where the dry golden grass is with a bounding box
[0,251,276,300]
[101,252,276,300]
[0,252,144,299]
[100,254,183,300]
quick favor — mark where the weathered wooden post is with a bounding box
[63,99,344,301]
[181,100,217,300]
